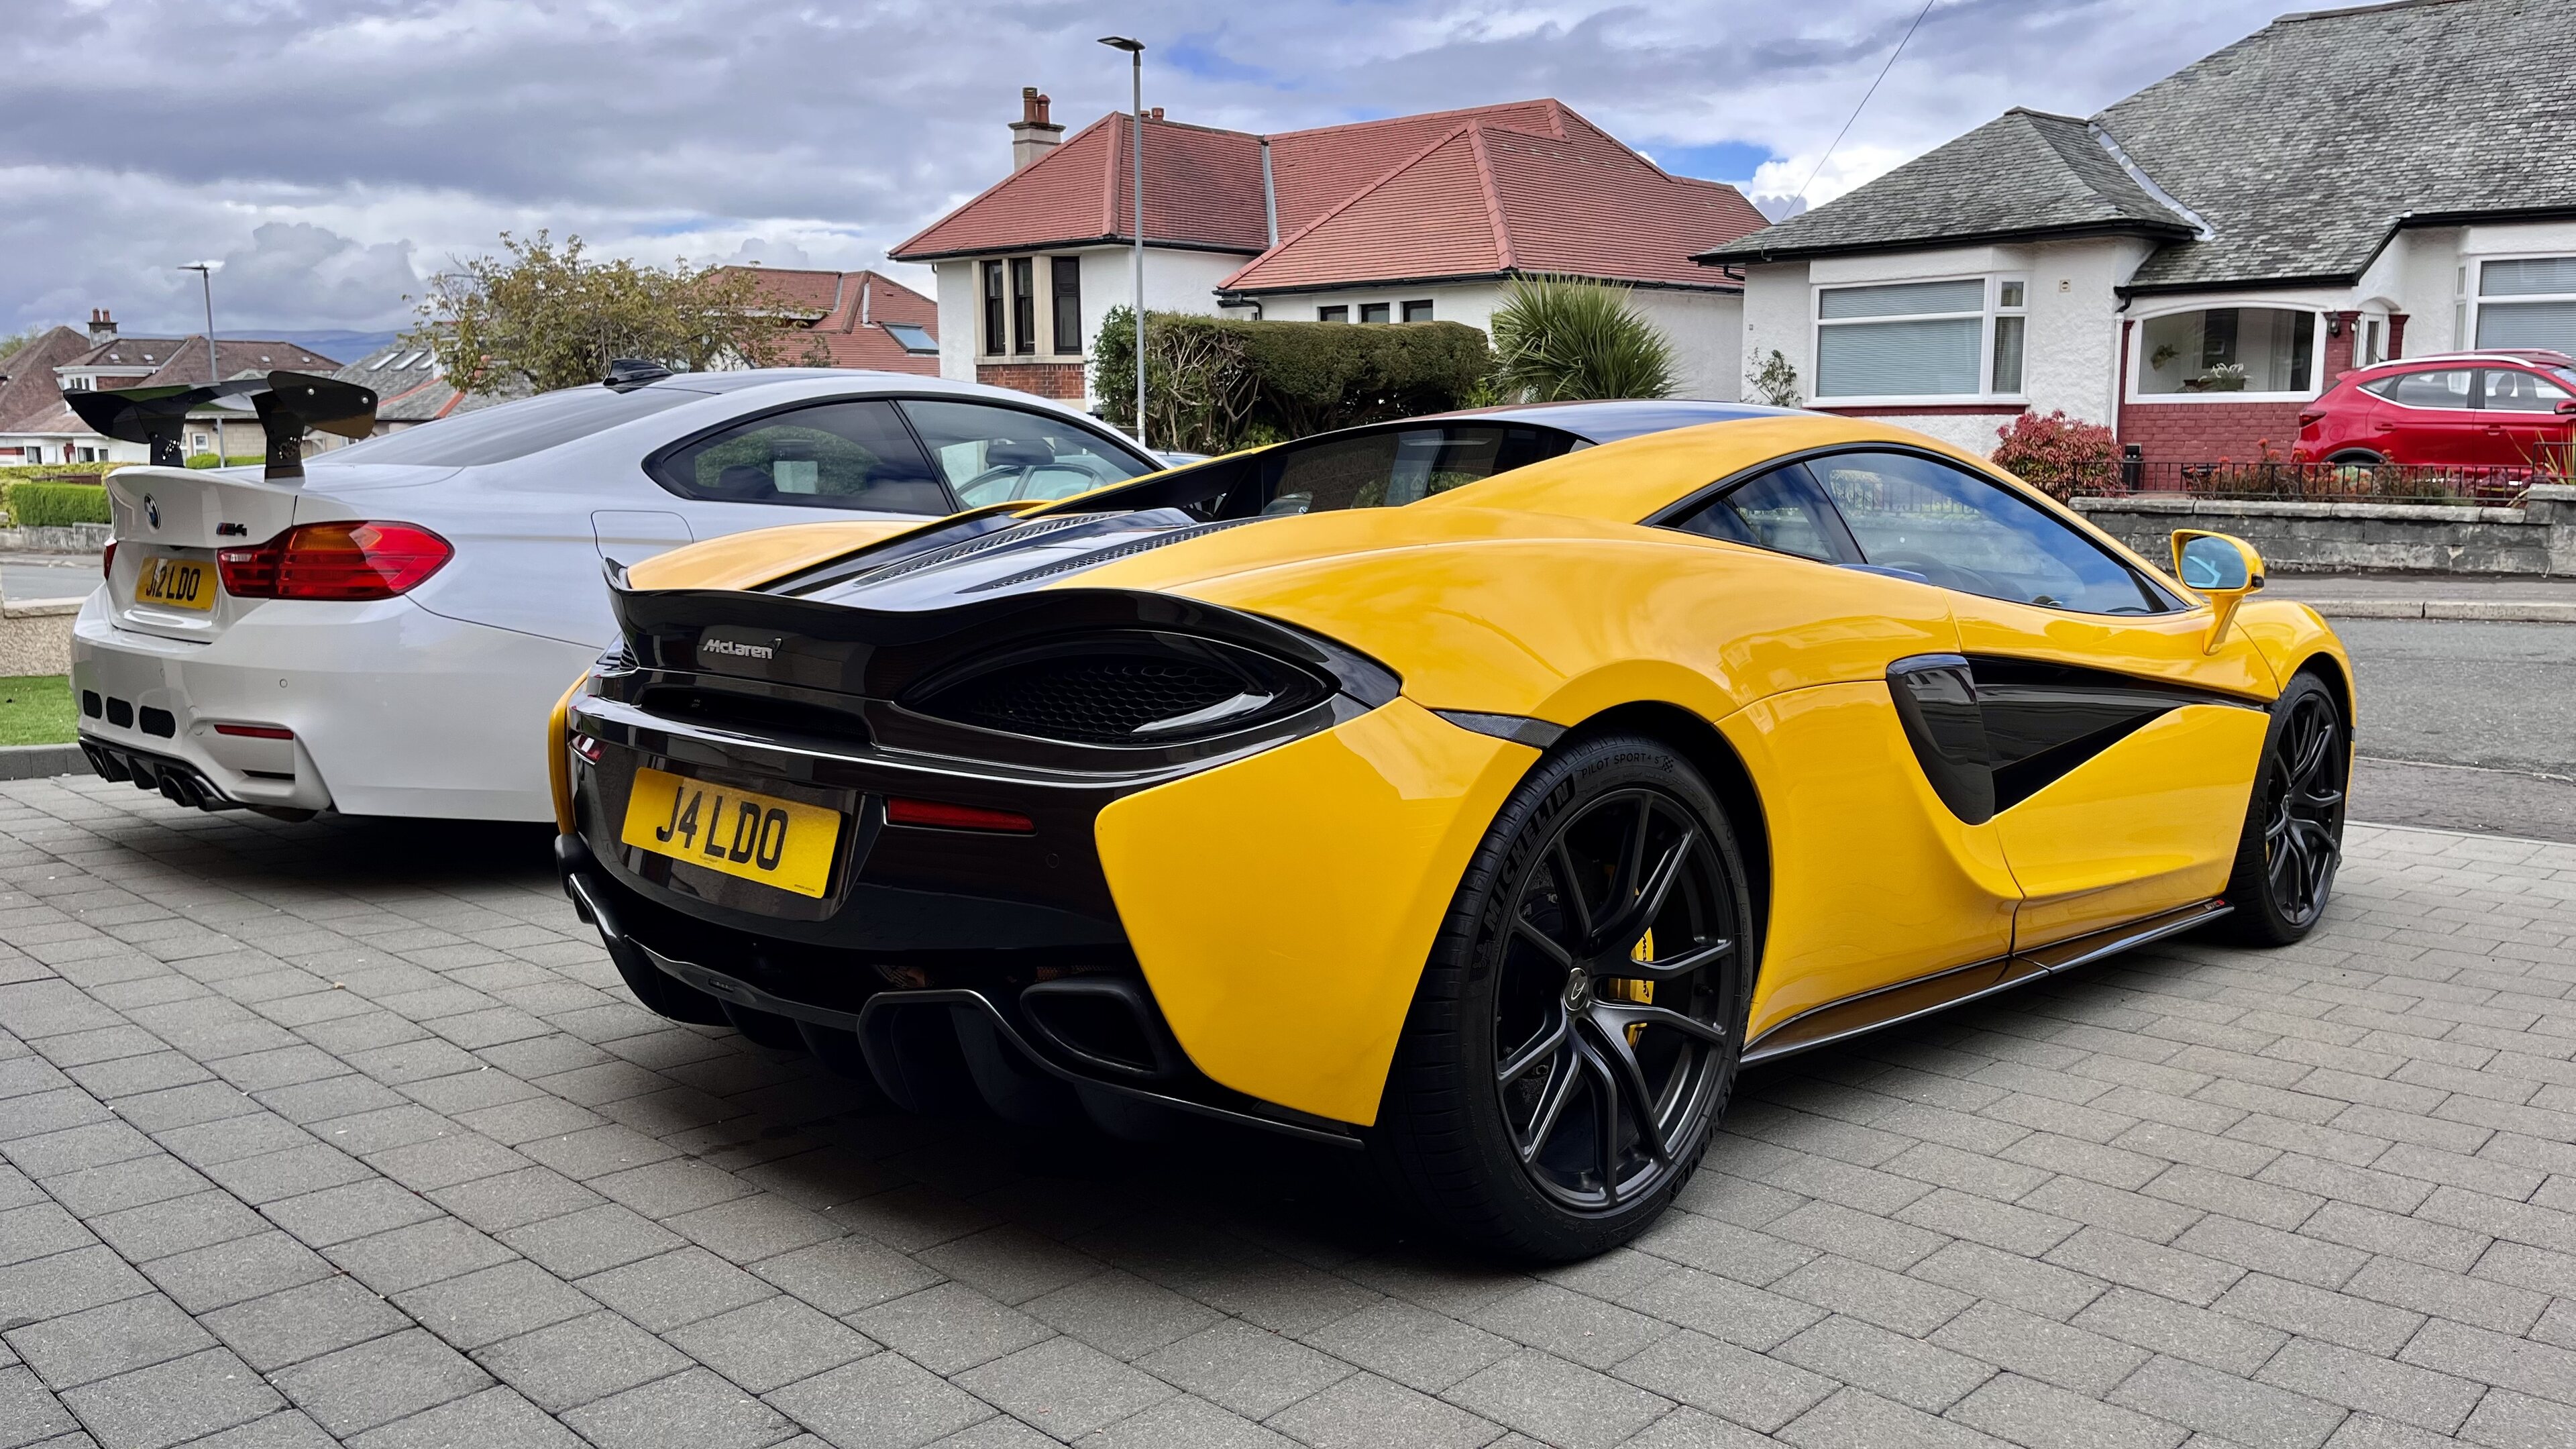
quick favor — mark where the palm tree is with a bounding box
[1489,275,1679,402]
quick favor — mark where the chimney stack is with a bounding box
[1148,107,1164,123]
[89,308,117,344]
[1010,87,1064,172]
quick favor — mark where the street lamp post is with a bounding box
[1097,36,1146,452]
[178,262,223,464]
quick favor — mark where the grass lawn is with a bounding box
[0,675,74,746]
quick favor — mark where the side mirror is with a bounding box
[2555,398,2576,415]
[2171,530,2264,653]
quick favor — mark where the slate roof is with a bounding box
[61,336,341,387]
[1699,108,2194,265]
[894,98,1763,294]
[1703,0,2572,291]
[715,268,939,373]
[327,344,517,426]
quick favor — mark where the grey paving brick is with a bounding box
[3,1294,215,1391]
[2459,1387,2576,1449]
[36,1157,209,1219]
[1614,1404,1776,1448]
[2400,1317,2576,1406]
[497,1203,682,1279]
[386,1260,594,1354]
[2344,1253,2546,1335]
[196,1144,373,1208]
[0,1246,152,1325]
[198,1276,410,1373]
[1775,1315,1994,1411]
[1608,1263,1823,1351]
[846,1283,1050,1376]
[58,1346,282,1449]
[1929,1301,2149,1398]
[754,1236,942,1316]
[1301,1299,1513,1395]
[586,1158,755,1220]
[2301,1200,2490,1272]
[1898,1188,2080,1256]
[2212,1273,2422,1356]
[323,1216,515,1295]
[0,1208,90,1270]
[2257,1335,2481,1435]
[1261,1370,1500,1449]
[2043,1227,2243,1307]
[955,1336,1175,1440]
[0,1363,74,1448]
[2070,1287,2288,1378]
[268,1326,493,1436]
[1021,1269,1222,1362]
[1134,1320,1352,1419]
[579,1246,775,1332]
[665,1296,877,1395]
[474,1311,689,1414]
[1766,1199,1952,1271]
[1613,1329,1835,1434]
[2017,1179,2202,1245]
[1442,1347,1670,1449]
[1771,1254,1974,1336]
[1776,1386,2002,1448]
[1462,1283,1671,1371]
[1633,1210,1819,1287]
[343,1385,582,1449]
[1069,1393,1293,1449]
[1946,1372,2186,1449]
[560,1366,799,1449]
[2106,1354,2345,1449]
[763,1352,994,1449]
[1910,1240,2109,1321]
[425,1166,603,1234]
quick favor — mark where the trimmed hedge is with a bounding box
[186,453,268,470]
[1093,309,1494,454]
[7,483,111,527]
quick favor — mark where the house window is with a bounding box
[1813,277,2025,399]
[1360,303,1391,324]
[2136,308,2315,395]
[1401,299,1434,323]
[1317,306,1348,323]
[2475,258,2576,354]
[1009,258,1036,356]
[63,376,92,391]
[981,262,1006,356]
[1051,258,1082,354]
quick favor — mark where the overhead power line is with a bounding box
[1795,0,1940,207]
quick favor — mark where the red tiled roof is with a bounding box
[1224,106,1767,293]
[718,268,941,374]
[890,98,1763,296]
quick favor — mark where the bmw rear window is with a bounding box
[317,385,700,468]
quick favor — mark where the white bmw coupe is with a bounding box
[68,366,1158,821]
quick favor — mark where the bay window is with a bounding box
[1813,276,2025,400]
[2136,308,2314,395]
[2474,257,2576,353]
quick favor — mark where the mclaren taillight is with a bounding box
[219,521,452,600]
[885,798,1035,833]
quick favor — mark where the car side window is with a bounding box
[1260,426,1560,515]
[1807,451,2165,614]
[1666,464,1856,565]
[898,399,1156,503]
[2480,368,2573,412]
[650,400,952,514]
[2371,369,2475,409]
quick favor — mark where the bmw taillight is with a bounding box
[102,541,117,580]
[219,522,452,600]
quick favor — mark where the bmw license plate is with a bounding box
[619,767,840,898]
[133,553,217,612]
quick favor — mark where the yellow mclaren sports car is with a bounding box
[549,400,2352,1259]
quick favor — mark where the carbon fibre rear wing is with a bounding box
[64,370,378,480]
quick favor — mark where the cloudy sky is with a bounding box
[5,0,2310,346]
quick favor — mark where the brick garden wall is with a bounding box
[975,362,1087,401]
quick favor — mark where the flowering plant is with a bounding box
[1990,409,2118,500]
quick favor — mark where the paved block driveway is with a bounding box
[3,774,2576,1449]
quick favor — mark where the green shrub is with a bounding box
[1094,309,1494,453]
[186,453,268,469]
[1490,275,1678,402]
[9,483,111,527]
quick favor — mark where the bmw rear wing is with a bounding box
[64,370,378,480]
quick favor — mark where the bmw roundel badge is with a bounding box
[144,495,160,530]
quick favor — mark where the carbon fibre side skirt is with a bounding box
[1739,898,2231,1067]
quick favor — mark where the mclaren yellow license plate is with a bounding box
[133,554,217,611]
[619,767,839,898]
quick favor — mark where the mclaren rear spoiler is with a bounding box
[64,370,377,480]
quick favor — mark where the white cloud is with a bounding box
[1,0,2310,334]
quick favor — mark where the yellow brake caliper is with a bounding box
[1608,930,1655,1042]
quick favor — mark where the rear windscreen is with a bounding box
[317,385,699,468]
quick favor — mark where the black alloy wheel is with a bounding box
[1376,733,1754,1260]
[2218,672,2348,945]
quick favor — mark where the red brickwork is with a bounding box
[976,362,1087,400]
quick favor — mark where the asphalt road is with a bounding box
[1,554,98,604]
[2342,619,2576,842]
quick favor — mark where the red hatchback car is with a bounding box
[2294,350,2576,468]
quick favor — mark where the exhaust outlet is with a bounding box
[1020,977,1185,1081]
